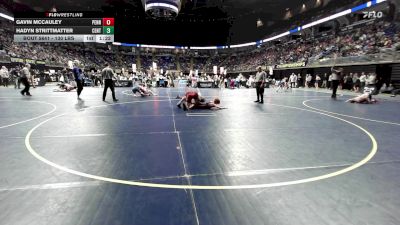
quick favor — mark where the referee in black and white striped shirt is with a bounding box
[101,63,119,102]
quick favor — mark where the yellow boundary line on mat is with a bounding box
[25,100,378,190]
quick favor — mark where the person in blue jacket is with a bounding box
[72,60,83,100]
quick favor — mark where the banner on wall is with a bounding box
[275,61,306,69]
[25,59,35,64]
[220,67,224,74]
[198,81,214,88]
[132,64,137,73]
[9,57,47,65]
[10,57,24,63]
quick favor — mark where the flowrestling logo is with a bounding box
[363,11,383,19]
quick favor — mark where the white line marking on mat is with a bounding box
[302,99,400,126]
[0,100,57,129]
[168,89,200,225]
[186,113,216,117]
[24,98,378,190]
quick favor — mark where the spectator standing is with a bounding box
[353,73,361,93]
[374,75,384,95]
[321,73,328,88]
[224,77,228,88]
[11,67,21,89]
[0,66,9,87]
[254,66,266,104]
[359,72,367,92]
[62,68,69,83]
[297,73,303,88]
[289,73,297,88]
[366,73,377,88]
[315,74,321,89]
[328,74,333,89]
[345,74,353,90]
[305,74,312,88]
[20,64,32,96]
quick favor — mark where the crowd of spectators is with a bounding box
[221,21,400,72]
[0,20,399,73]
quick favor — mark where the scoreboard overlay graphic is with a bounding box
[13,12,114,43]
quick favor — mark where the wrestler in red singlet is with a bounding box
[185,91,199,104]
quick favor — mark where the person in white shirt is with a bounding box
[289,73,297,88]
[305,74,312,88]
[132,83,157,97]
[248,75,254,88]
[191,76,197,88]
[168,75,174,88]
[0,66,9,87]
[235,76,240,88]
[328,74,333,89]
[315,74,321,89]
[346,93,376,104]
[366,73,376,86]
[54,82,76,92]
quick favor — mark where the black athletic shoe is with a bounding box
[182,104,188,111]
[177,103,182,109]
[20,91,24,96]
[254,100,259,103]
[26,94,32,96]
[259,101,264,104]
[113,99,119,102]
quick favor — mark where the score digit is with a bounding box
[102,18,114,26]
[103,26,114,34]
